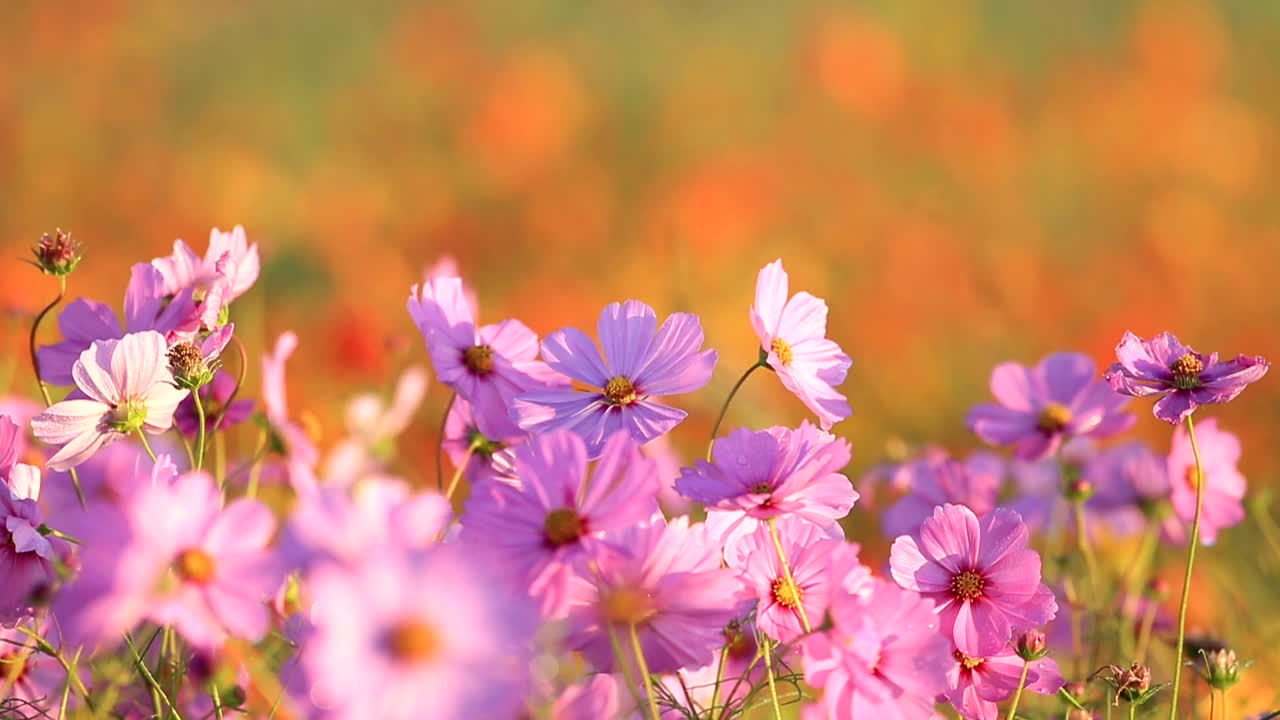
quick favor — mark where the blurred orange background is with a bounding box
[2,0,1279,710]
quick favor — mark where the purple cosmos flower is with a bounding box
[442,396,523,487]
[751,259,852,429]
[1104,331,1270,424]
[1084,441,1171,536]
[31,331,190,471]
[299,544,538,720]
[151,226,260,302]
[738,517,838,642]
[0,454,67,625]
[967,352,1134,460]
[1164,418,1245,546]
[461,430,660,618]
[175,370,254,437]
[676,422,856,565]
[801,578,951,720]
[890,504,1058,656]
[55,459,283,650]
[946,645,1065,720]
[564,516,744,674]
[512,300,717,458]
[1005,438,1097,535]
[36,264,199,386]
[880,451,1003,540]
[408,275,565,439]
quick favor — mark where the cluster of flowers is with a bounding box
[0,229,1270,719]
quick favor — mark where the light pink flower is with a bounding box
[751,259,852,429]
[262,332,320,490]
[1164,418,1246,546]
[442,396,523,487]
[945,645,1064,720]
[324,366,428,486]
[151,225,260,302]
[31,331,189,471]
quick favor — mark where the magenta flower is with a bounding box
[31,331,189,471]
[801,578,950,720]
[151,225,260,302]
[890,504,1058,656]
[0,453,67,624]
[461,430,659,618]
[967,352,1133,460]
[55,460,283,650]
[880,450,1004,540]
[946,645,1064,720]
[1164,418,1245,546]
[408,275,565,439]
[738,517,838,642]
[442,395,523,487]
[676,422,856,564]
[564,517,744,674]
[751,259,852,429]
[299,544,538,720]
[1104,331,1270,424]
[512,300,716,457]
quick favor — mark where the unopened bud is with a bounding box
[1065,476,1095,502]
[1200,648,1241,690]
[223,685,247,708]
[1016,629,1048,660]
[30,229,82,277]
[1146,577,1170,600]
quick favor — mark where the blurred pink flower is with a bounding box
[0,448,66,625]
[324,365,428,485]
[151,225,260,302]
[442,395,523,487]
[1164,418,1246,546]
[881,450,1003,539]
[751,259,852,429]
[262,332,320,490]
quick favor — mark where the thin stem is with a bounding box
[1221,687,1229,720]
[214,433,227,489]
[708,643,729,716]
[210,681,225,720]
[246,429,268,499]
[1074,498,1101,602]
[706,361,765,461]
[1210,686,1217,720]
[13,627,92,708]
[125,632,181,720]
[629,623,662,720]
[28,276,64,408]
[1004,659,1030,719]
[174,427,196,469]
[718,650,765,720]
[761,638,783,720]
[1169,413,1207,720]
[443,441,479,502]
[437,392,457,492]
[1129,701,1137,720]
[1105,690,1113,720]
[135,430,159,462]
[606,623,644,712]
[209,335,248,438]
[194,390,207,471]
[767,518,812,633]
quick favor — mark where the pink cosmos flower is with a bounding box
[801,578,950,720]
[675,422,856,565]
[549,674,622,720]
[408,275,565,439]
[299,544,538,720]
[442,396,523,487]
[55,459,283,651]
[738,517,838,642]
[36,264,198,386]
[0,446,66,625]
[751,259,852,429]
[31,331,190,471]
[967,352,1133,460]
[946,645,1064,720]
[424,255,479,319]
[151,225,260,302]
[890,504,1058,656]
[262,332,320,490]
[461,430,660,618]
[512,300,716,458]
[880,450,1003,539]
[1164,418,1245,545]
[1104,331,1270,424]
[324,365,428,485]
[564,517,744,674]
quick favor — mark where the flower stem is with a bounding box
[208,335,248,438]
[761,638,783,720]
[708,642,729,716]
[443,439,480,502]
[1129,701,1137,720]
[1074,498,1101,602]
[706,360,765,461]
[437,391,456,492]
[1004,659,1030,719]
[125,632,181,720]
[1169,413,1207,720]
[629,623,662,720]
[210,680,225,720]
[606,623,644,710]
[1134,598,1158,664]
[767,518,812,633]
[14,627,92,709]
[194,390,207,471]
[135,430,159,462]
[28,275,64,408]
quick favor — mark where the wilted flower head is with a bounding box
[166,325,233,390]
[174,369,253,439]
[30,228,82,276]
[1092,663,1159,704]
[881,450,1003,539]
[967,352,1133,460]
[1164,418,1246,546]
[751,259,853,429]
[891,504,1058,656]
[31,331,190,470]
[512,300,716,457]
[1104,332,1269,424]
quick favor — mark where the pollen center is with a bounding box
[1036,402,1072,434]
[462,345,495,375]
[175,548,217,585]
[543,507,586,547]
[1170,353,1204,390]
[601,587,656,625]
[167,342,206,377]
[750,482,773,494]
[1183,465,1201,492]
[770,338,794,366]
[950,570,985,600]
[603,375,638,406]
[385,618,441,664]
[770,576,804,609]
[953,648,984,670]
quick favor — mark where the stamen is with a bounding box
[603,376,638,406]
[950,570,985,600]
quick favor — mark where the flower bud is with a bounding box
[1064,476,1095,502]
[168,342,214,390]
[1200,648,1241,690]
[1116,663,1151,700]
[1145,577,1169,600]
[30,229,82,277]
[1016,629,1048,660]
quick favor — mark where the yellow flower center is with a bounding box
[385,618,441,664]
[1036,402,1072,434]
[463,345,495,375]
[1184,465,1201,492]
[953,648,985,670]
[543,508,586,547]
[950,570,985,600]
[771,338,794,366]
[601,587,656,625]
[1170,353,1204,390]
[771,576,804,609]
[175,548,217,585]
[603,375,638,406]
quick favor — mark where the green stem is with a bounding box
[1074,498,1101,602]
[1129,701,1136,720]
[208,335,247,438]
[767,518,812,633]
[706,360,765,461]
[717,649,765,720]
[761,638,783,720]
[606,623,644,711]
[28,276,64,408]
[1004,659,1030,719]
[193,390,207,471]
[124,632,181,720]
[246,429,268,499]
[210,681,225,720]
[629,623,662,720]
[13,627,92,709]
[708,643,729,717]
[1169,413,1206,720]
[174,427,196,469]
[1134,594,1159,663]
[135,430,159,463]
[437,392,456,492]
[443,439,480,502]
